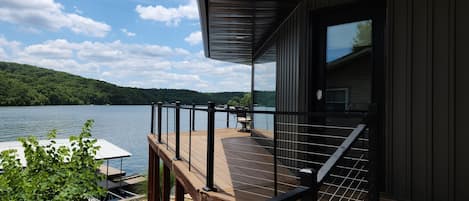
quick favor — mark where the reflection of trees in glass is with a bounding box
[253,91,275,107]
[227,93,252,107]
[352,20,372,51]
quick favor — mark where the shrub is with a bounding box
[0,120,105,201]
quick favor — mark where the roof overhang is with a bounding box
[198,0,301,65]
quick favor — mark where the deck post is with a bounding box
[175,178,185,201]
[148,145,155,201]
[203,101,216,192]
[151,102,155,134]
[192,103,195,131]
[175,101,181,160]
[162,164,171,201]
[148,146,161,201]
[299,168,318,201]
[157,102,163,143]
[154,153,161,201]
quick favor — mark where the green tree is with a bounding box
[227,93,252,107]
[352,20,372,51]
[0,120,105,201]
[0,61,246,106]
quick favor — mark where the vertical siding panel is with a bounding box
[433,0,452,200]
[454,0,469,200]
[386,0,412,199]
[411,0,432,200]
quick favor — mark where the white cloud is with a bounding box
[73,6,83,14]
[136,0,199,26]
[0,36,250,92]
[121,28,136,37]
[184,31,202,45]
[23,43,73,59]
[0,0,111,37]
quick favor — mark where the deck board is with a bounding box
[149,128,299,201]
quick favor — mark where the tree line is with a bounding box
[0,62,245,106]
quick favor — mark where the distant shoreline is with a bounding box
[0,61,247,106]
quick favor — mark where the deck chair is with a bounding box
[236,107,251,132]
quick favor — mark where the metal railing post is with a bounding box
[273,113,278,196]
[192,103,196,131]
[174,101,181,160]
[189,105,192,171]
[299,168,318,201]
[203,101,216,192]
[151,102,155,134]
[157,102,162,143]
[226,110,229,128]
[368,103,379,201]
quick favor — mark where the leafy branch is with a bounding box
[0,120,105,201]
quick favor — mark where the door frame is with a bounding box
[311,2,386,198]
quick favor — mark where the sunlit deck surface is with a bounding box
[148,128,299,201]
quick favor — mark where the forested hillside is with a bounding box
[0,62,245,106]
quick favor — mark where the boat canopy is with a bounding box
[0,139,131,167]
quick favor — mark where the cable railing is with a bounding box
[149,101,377,201]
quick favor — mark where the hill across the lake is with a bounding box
[0,61,245,106]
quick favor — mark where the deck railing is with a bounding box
[149,101,378,201]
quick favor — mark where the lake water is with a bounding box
[0,105,240,174]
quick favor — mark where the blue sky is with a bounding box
[0,0,251,92]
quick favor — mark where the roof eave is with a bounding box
[197,0,210,58]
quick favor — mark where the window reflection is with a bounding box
[326,20,372,112]
[253,45,276,136]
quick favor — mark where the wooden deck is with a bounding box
[148,128,299,201]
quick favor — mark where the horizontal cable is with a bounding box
[318,190,363,201]
[276,122,355,130]
[321,182,368,194]
[276,139,342,149]
[328,173,368,184]
[158,104,367,118]
[276,130,368,142]
[227,164,299,179]
[228,157,274,166]
[277,156,324,166]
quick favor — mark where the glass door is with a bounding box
[325,19,373,112]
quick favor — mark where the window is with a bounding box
[325,20,372,112]
[253,45,276,135]
[326,88,349,111]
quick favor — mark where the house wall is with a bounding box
[454,2,469,201]
[260,0,469,200]
[386,0,468,200]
